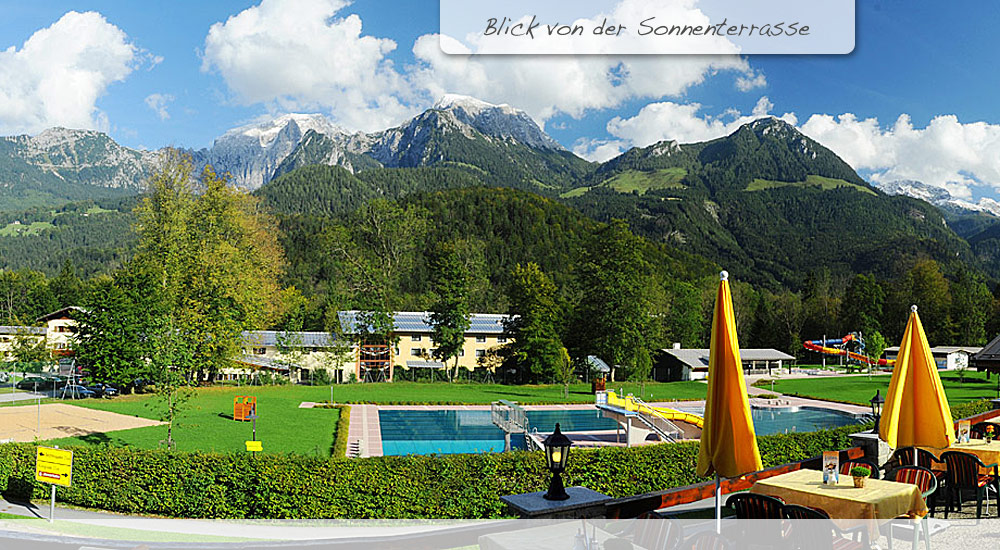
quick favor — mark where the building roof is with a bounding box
[35,306,87,323]
[233,355,291,372]
[241,330,339,348]
[0,325,46,336]
[885,346,982,354]
[337,311,509,335]
[660,348,796,370]
[972,334,1000,365]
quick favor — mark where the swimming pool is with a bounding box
[377,406,862,456]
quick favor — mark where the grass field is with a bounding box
[560,168,687,199]
[46,385,340,457]
[43,381,707,454]
[0,220,56,236]
[745,175,877,195]
[764,370,999,405]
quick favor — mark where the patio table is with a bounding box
[920,439,1000,474]
[750,468,927,539]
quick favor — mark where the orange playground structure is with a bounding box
[234,396,257,421]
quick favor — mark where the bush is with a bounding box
[331,405,351,457]
[951,399,993,420]
[0,423,861,519]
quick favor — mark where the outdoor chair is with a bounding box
[970,422,994,439]
[618,510,682,550]
[727,493,788,550]
[781,504,870,550]
[884,465,938,516]
[839,458,880,479]
[680,532,732,550]
[940,450,1000,520]
[886,447,946,484]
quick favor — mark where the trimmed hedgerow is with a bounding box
[331,405,351,457]
[0,423,862,519]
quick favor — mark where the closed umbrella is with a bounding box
[697,271,763,533]
[880,305,955,452]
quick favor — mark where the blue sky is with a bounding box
[1,0,999,202]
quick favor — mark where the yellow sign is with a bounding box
[245,440,263,452]
[35,447,73,487]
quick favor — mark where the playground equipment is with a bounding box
[233,395,257,421]
[604,390,704,428]
[802,333,894,368]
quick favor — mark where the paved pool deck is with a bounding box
[342,390,871,458]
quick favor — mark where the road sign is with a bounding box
[35,446,73,487]
[246,440,263,452]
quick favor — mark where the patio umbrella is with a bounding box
[697,271,763,533]
[880,305,955,455]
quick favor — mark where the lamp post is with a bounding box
[870,390,884,435]
[542,423,572,501]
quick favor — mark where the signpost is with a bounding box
[35,446,72,522]
[245,440,263,452]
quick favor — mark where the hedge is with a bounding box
[0,424,860,519]
[332,405,351,457]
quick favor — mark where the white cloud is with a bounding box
[144,93,174,120]
[735,71,767,92]
[799,113,1000,199]
[577,96,794,160]
[202,0,418,132]
[0,11,137,134]
[202,0,758,132]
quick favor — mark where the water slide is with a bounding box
[604,390,704,429]
[802,334,894,366]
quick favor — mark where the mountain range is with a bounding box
[1,95,998,289]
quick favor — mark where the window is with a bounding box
[411,335,422,342]
[411,348,424,356]
[475,349,485,358]
[459,349,464,357]
[498,337,507,344]
[475,335,486,343]
[253,347,266,355]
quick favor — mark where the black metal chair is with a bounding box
[941,450,1000,520]
[727,493,787,549]
[884,465,939,516]
[781,504,869,550]
[970,422,994,439]
[680,532,732,550]
[886,447,946,484]
[839,458,880,479]
[626,511,682,550]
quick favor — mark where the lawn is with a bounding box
[46,385,340,457]
[745,175,876,195]
[763,370,1000,406]
[44,380,707,455]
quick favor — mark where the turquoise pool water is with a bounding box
[378,407,861,456]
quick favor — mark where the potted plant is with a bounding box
[986,425,995,443]
[850,466,871,488]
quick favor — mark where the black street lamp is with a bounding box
[542,423,572,501]
[870,390,884,434]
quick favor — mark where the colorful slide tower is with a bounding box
[802,333,894,368]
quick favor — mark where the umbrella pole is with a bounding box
[715,473,722,534]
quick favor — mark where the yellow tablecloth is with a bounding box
[751,469,927,537]
[921,439,1000,473]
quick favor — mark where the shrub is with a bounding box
[331,405,351,457]
[951,399,993,420]
[0,423,862,519]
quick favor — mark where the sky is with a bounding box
[1,0,999,202]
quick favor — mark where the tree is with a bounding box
[841,274,885,336]
[428,242,473,382]
[574,220,659,382]
[74,266,168,388]
[949,271,993,346]
[865,330,887,374]
[134,152,288,382]
[51,260,85,309]
[556,347,574,398]
[505,263,564,383]
[11,328,49,367]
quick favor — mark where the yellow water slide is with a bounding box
[605,390,704,429]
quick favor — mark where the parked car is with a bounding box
[85,383,119,398]
[16,376,53,391]
[62,385,97,399]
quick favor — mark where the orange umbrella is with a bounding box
[697,271,763,531]
[880,305,955,450]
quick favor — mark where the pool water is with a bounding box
[378,407,861,456]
